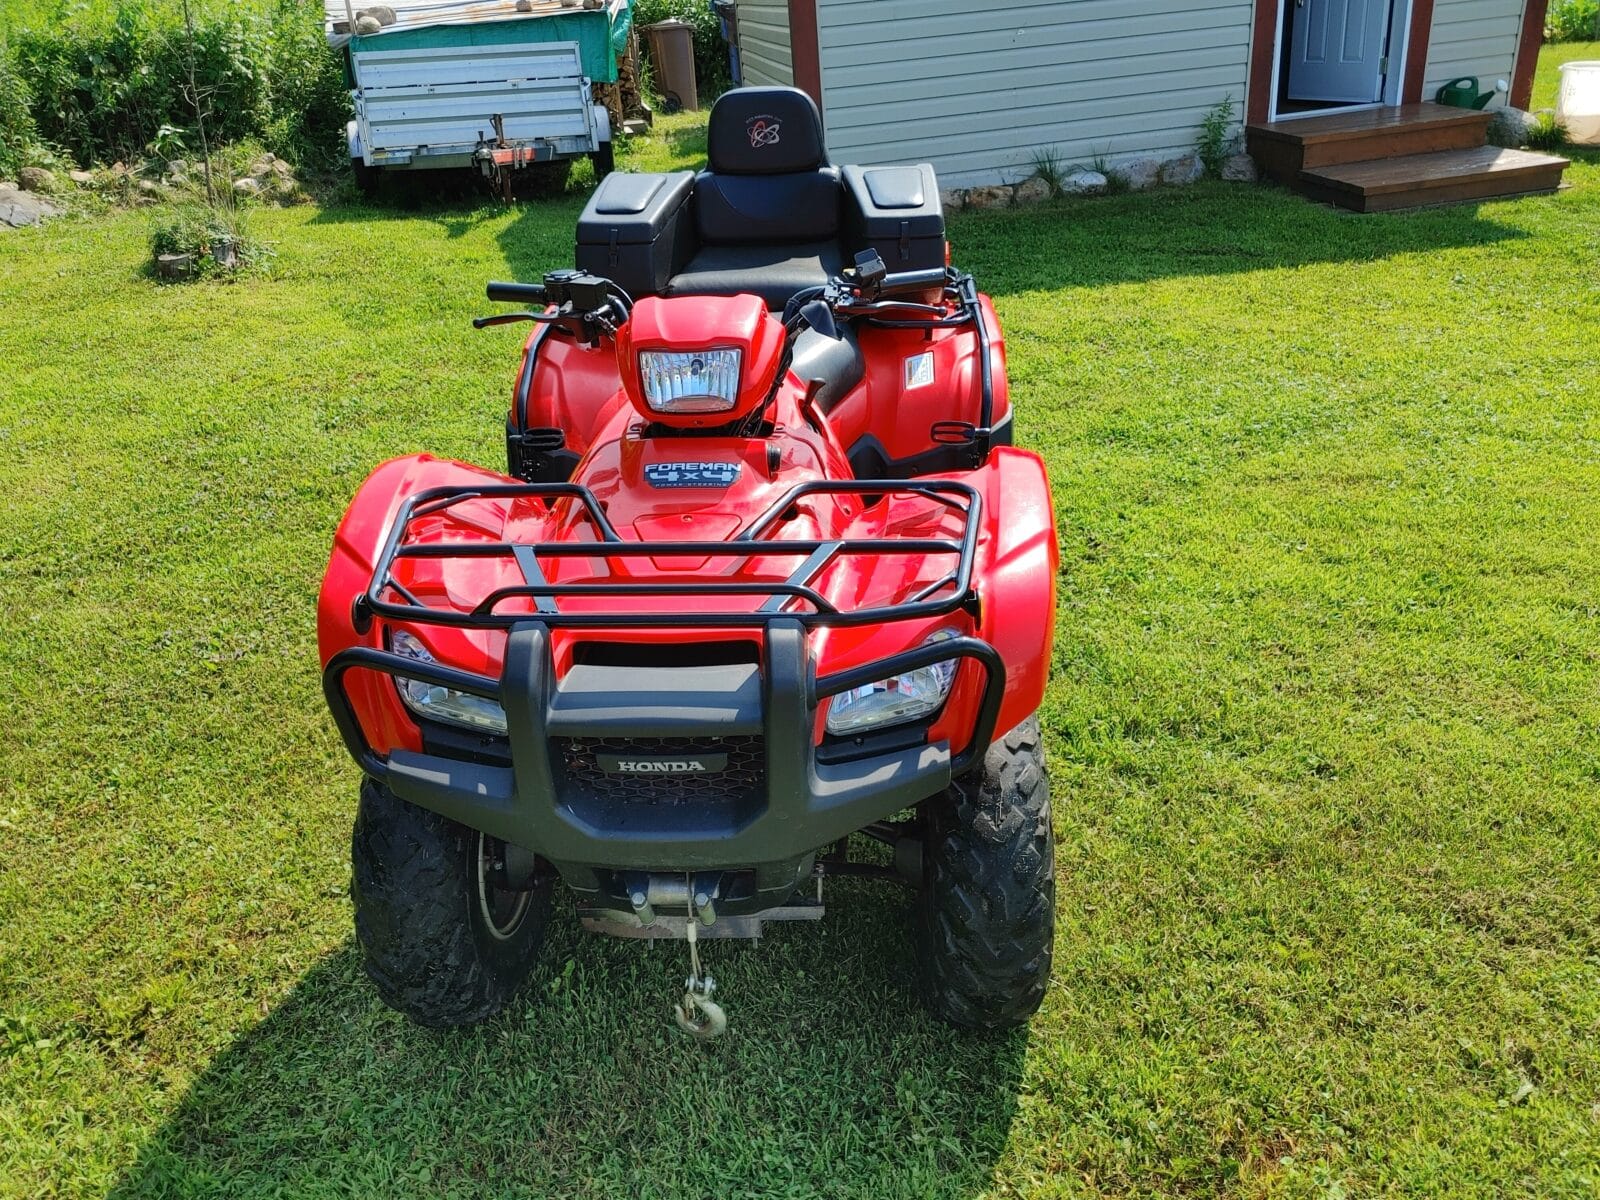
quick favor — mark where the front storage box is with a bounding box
[576,170,696,299]
[842,164,945,275]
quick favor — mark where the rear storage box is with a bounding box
[842,164,945,275]
[576,171,696,298]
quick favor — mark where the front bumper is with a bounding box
[323,618,1003,912]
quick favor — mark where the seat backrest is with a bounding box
[695,86,842,245]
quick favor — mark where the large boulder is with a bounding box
[1013,176,1051,206]
[1221,153,1259,183]
[1159,153,1204,186]
[1486,107,1537,148]
[0,183,62,228]
[963,185,1013,211]
[1118,156,1160,191]
[1061,169,1107,196]
[18,166,55,193]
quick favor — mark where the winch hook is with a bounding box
[672,905,727,1040]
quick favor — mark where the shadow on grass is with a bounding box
[107,887,1029,1199]
[951,178,1535,297]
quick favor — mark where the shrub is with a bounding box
[633,0,730,105]
[0,45,41,178]
[1546,0,1600,42]
[8,0,348,172]
[1197,95,1236,179]
[1525,111,1570,150]
[151,201,270,276]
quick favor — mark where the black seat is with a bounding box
[665,87,844,308]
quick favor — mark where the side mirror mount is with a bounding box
[851,249,887,292]
[798,298,839,340]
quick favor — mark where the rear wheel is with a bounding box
[351,159,379,198]
[915,714,1055,1029]
[351,780,550,1027]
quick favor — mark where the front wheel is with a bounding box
[915,715,1055,1029]
[351,780,550,1027]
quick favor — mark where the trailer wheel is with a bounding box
[351,780,550,1027]
[589,140,615,180]
[351,159,379,198]
[915,714,1055,1030]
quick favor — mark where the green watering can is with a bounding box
[1436,77,1495,110]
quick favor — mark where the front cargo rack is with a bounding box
[357,479,982,630]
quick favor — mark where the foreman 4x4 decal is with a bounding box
[644,462,742,489]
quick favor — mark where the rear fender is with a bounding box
[827,291,1011,471]
[317,454,512,756]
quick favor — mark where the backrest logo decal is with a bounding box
[747,115,782,149]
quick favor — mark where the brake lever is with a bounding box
[472,312,549,329]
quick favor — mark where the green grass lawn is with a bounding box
[3,90,1600,1198]
[1534,39,1600,109]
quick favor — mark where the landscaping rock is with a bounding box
[354,14,382,33]
[963,185,1013,210]
[939,187,966,212]
[233,176,263,196]
[68,169,95,186]
[1486,106,1537,148]
[0,183,62,228]
[137,179,163,196]
[1159,153,1204,186]
[516,0,534,9]
[1119,156,1160,191]
[1061,169,1107,196]
[1013,177,1051,206]
[359,4,397,23]
[1221,153,1259,183]
[19,166,55,194]
[271,159,293,179]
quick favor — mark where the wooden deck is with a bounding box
[1246,103,1568,213]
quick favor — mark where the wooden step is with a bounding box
[1296,146,1570,212]
[1247,103,1492,180]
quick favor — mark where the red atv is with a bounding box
[318,88,1058,1035]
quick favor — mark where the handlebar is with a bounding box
[486,281,549,305]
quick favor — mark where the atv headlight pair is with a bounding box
[391,630,508,735]
[825,631,962,737]
[638,348,742,414]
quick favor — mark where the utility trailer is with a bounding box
[326,0,632,194]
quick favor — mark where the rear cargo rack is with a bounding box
[359,479,981,630]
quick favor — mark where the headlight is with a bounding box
[825,630,961,736]
[391,630,508,735]
[639,348,741,414]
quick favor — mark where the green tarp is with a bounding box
[352,3,632,83]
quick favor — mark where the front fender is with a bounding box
[973,446,1058,738]
[317,454,511,755]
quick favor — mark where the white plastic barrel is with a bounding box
[1557,61,1600,146]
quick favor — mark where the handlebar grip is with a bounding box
[876,267,950,295]
[486,280,548,304]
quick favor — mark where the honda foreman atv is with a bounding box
[318,88,1058,1035]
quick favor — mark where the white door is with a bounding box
[1287,0,1393,103]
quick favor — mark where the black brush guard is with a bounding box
[323,480,1005,913]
